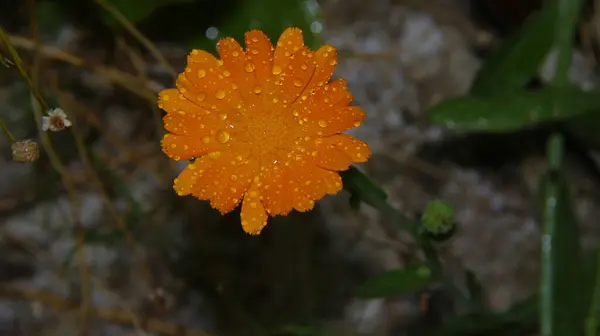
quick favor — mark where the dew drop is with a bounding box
[197,69,206,78]
[231,175,238,181]
[215,90,226,99]
[253,87,262,94]
[202,136,211,144]
[217,130,230,143]
[197,93,206,101]
[223,70,231,77]
[318,120,328,128]
[232,51,240,57]
[208,151,221,159]
[219,113,228,121]
[293,79,303,87]
[272,65,282,75]
[245,62,255,72]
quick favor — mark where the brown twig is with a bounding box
[95,0,177,77]
[5,34,160,102]
[0,285,213,336]
[2,20,94,335]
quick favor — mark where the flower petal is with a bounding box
[241,182,268,235]
[307,106,365,136]
[259,163,295,216]
[173,157,214,196]
[189,152,249,211]
[327,134,371,163]
[177,50,243,112]
[292,79,353,118]
[309,137,354,171]
[273,27,304,72]
[218,37,258,102]
[305,45,338,93]
[209,156,258,214]
[288,160,327,211]
[161,133,220,161]
[316,168,343,194]
[244,30,274,86]
[277,47,316,103]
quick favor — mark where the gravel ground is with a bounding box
[1,0,600,335]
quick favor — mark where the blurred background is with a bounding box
[1,0,600,335]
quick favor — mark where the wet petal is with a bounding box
[316,168,343,194]
[244,30,274,86]
[241,182,268,235]
[273,27,304,72]
[309,137,354,171]
[312,106,365,136]
[259,163,294,216]
[177,50,242,112]
[327,134,371,163]
[173,157,213,196]
[305,45,338,93]
[161,133,220,161]
[288,160,327,210]
[277,47,316,104]
[218,37,258,102]
[209,156,258,214]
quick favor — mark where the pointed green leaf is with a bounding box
[357,264,435,299]
[428,86,600,133]
[470,8,556,94]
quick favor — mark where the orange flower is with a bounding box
[158,27,371,234]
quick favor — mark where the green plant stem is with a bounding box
[0,118,16,143]
[0,26,49,111]
[587,250,600,336]
[370,197,475,311]
[539,133,565,336]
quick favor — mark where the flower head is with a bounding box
[11,139,40,163]
[159,27,371,234]
[42,108,71,132]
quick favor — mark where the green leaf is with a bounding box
[102,0,195,27]
[357,264,435,299]
[538,134,585,336]
[187,0,320,52]
[428,86,600,133]
[470,8,556,94]
[547,0,584,86]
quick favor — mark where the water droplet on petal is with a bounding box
[294,79,303,87]
[272,65,282,75]
[202,136,211,143]
[197,69,206,78]
[245,62,255,72]
[253,87,262,94]
[219,113,228,121]
[197,93,206,101]
[217,130,230,143]
[223,70,231,77]
[232,51,240,57]
[208,151,221,159]
[318,120,328,128]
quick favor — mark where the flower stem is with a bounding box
[0,118,16,143]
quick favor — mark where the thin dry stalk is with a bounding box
[95,0,177,77]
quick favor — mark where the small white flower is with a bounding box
[42,108,72,132]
